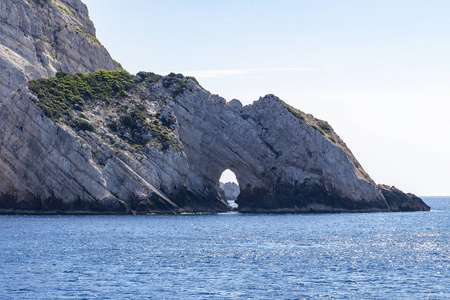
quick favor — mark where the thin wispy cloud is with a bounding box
[184,67,312,78]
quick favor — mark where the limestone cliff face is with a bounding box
[0,72,430,214]
[0,87,177,213]
[167,85,390,213]
[0,73,234,214]
[162,84,429,213]
[0,0,116,102]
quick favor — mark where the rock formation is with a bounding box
[0,0,430,214]
[0,0,116,102]
[168,88,408,213]
[378,185,430,212]
[220,182,240,200]
[0,71,430,214]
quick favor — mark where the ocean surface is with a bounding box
[0,197,448,299]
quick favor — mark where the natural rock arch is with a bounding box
[168,89,390,213]
[0,75,429,214]
[219,170,240,203]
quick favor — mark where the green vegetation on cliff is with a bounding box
[53,2,73,16]
[283,102,336,143]
[285,104,306,122]
[74,118,96,132]
[73,26,101,44]
[28,70,136,120]
[28,70,186,152]
[137,71,162,84]
[109,103,179,151]
[163,73,189,96]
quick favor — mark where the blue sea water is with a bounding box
[0,197,448,299]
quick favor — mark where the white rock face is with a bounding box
[0,0,116,102]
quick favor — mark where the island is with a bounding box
[0,0,430,214]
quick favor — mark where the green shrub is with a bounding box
[147,123,174,151]
[162,73,188,96]
[285,105,305,122]
[74,118,95,132]
[114,60,124,71]
[73,104,83,111]
[159,114,176,128]
[186,76,199,84]
[28,70,136,121]
[54,3,73,16]
[120,114,133,128]
[114,103,178,151]
[137,71,162,84]
[312,125,325,136]
[73,26,100,44]
[318,122,332,132]
[107,121,120,132]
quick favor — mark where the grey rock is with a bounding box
[378,184,430,212]
[220,182,240,200]
[169,89,388,213]
[0,0,116,103]
[226,99,242,112]
[218,188,227,202]
[0,88,182,214]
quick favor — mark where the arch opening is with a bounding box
[219,169,240,209]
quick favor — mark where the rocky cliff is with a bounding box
[0,0,430,214]
[167,86,408,213]
[0,71,430,214]
[0,0,116,102]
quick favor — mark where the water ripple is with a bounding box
[0,198,448,299]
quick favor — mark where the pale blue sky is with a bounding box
[83,0,450,195]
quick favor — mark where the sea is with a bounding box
[0,197,448,299]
